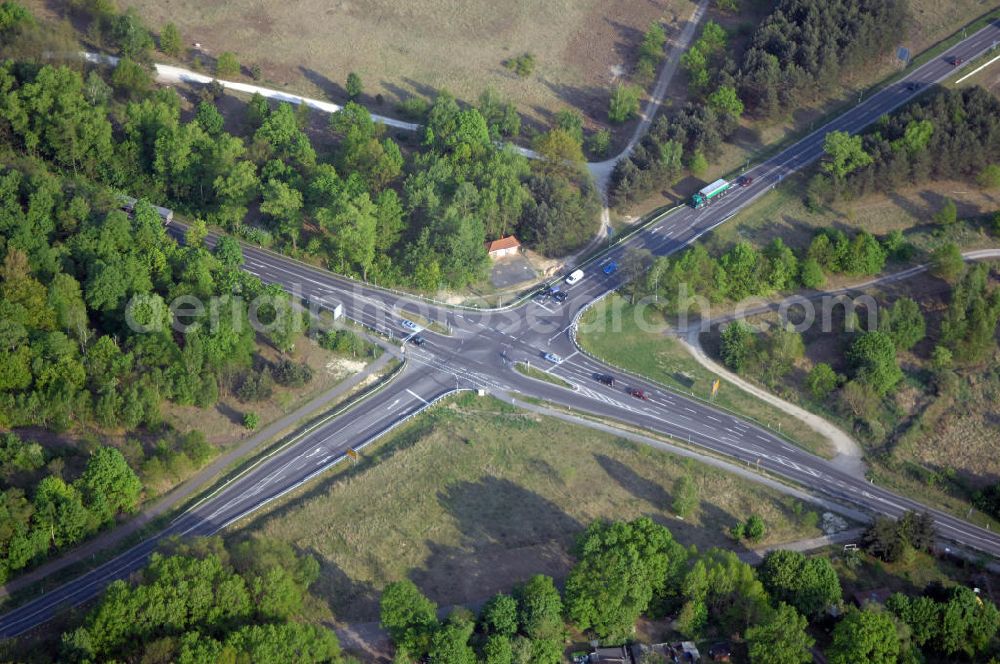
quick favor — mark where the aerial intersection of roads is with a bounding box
[2,19,1000,640]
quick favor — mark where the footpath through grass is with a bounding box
[577,295,834,458]
[228,393,828,622]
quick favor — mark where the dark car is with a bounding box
[952,56,963,66]
[409,335,425,346]
[628,388,649,400]
[736,175,753,187]
[905,81,920,92]
[595,373,615,387]
[552,291,568,303]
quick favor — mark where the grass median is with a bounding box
[577,295,835,458]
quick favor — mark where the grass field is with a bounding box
[37,0,694,134]
[228,393,829,622]
[576,295,835,457]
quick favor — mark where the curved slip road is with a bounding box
[3,20,1000,639]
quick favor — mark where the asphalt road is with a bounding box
[3,20,1000,639]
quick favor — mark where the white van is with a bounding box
[565,269,584,285]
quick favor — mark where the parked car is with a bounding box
[409,335,425,346]
[628,387,649,400]
[595,373,615,387]
[400,319,418,331]
[552,291,568,303]
[543,352,561,363]
[565,269,584,285]
[736,175,753,187]
[602,260,618,275]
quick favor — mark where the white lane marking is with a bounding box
[707,415,721,423]
[406,389,429,405]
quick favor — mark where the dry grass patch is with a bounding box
[33,0,695,131]
[228,394,826,622]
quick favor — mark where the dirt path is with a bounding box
[678,326,867,476]
[0,346,397,599]
[586,0,710,193]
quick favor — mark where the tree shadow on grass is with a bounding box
[595,453,671,508]
[593,450,754,553]
[299,66,346,102]
[296,544,382,622]
[409,477,581,606]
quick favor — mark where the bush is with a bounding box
[272,358,313,387]
[587,128,612,158]
[396,97,430,121]
[504,53,536,77]
[216,51,240,77]
[111,57,152,99]
[933,198,957,227]
[319,329,369,356]
[730,521,745,540]
[977,164,1000,189]
[745,514,766,541]
[806,363,838,399]
[180,431,213,466]
[799,257,826,289]
[237,369,273,402]
[243,412,259,430]
[346,71,362,99]
[608,83,641,124]
[159,22,181,57]
[672,475,698,517]
[929,242,965,283]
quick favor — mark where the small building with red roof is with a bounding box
[484,235,521,259]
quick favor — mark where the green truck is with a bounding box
[690,178,733,209]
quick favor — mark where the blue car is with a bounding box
[602,261,618,275]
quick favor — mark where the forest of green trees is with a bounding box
[0,153,317,578]
[814,86,1000,202]
[374,516,1000,664]
[610,0,908,207]
[57,537,347,663]
[0,0,601,296]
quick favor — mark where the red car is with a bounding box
[736,175,753,187]
[952,56,963,66]
[628,388,649,400]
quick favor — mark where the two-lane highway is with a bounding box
[3,19,1000,639]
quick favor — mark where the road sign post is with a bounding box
[346,448,359,464]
